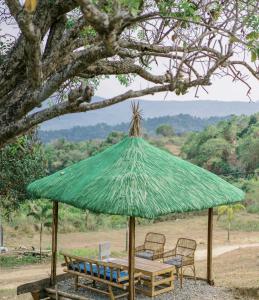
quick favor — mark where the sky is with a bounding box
[97,74,259,102]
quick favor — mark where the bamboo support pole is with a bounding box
[207,207,214,285]
[51,201,59,286]
[128,216,135,300]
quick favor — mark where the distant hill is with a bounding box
[40,99,259,131]
[39,114,230,143]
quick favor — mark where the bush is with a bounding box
[0,254,42,268]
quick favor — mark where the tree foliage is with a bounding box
[0,132,46,214]
[181,113,259,175]
[156,124,175,137]
[0,0,258,147]
[27,200,52,259]
[44,131,126,174]
[217,203,246,241]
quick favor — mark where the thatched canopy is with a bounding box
[27,136,244,219]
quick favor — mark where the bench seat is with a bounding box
[61,252,141,299]
[68,262,128,282]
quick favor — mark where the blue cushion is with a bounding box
[165,256,182,267]
[136,250,154,260]
[68,262,128,282]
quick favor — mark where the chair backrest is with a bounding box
[144,232,166,252]
[176,238,197,258]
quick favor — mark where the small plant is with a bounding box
[217,203,246,241]
[27,203,52,260]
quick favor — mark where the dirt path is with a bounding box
[1,243,259,291]
[196,242,259,260]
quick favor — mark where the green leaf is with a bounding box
[251,50,257,62]
[66,19,75,29]
[246,31,259,41]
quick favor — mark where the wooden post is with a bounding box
[0,222,3,247]
[207,207,214,285]
[125,222,129,252]
[51,201,58,286]
[128,216,135,300]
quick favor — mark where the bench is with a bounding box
[61,252,141,299]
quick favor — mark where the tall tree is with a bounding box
[217,204,246,241]
[0,132,45,215]
[156,124,174,137]
[0,0,258,147]
[27,202,52,260]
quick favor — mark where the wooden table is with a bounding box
[111,257,174,297]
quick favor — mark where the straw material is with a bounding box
[129,102,142,137]
[27,137,244,219]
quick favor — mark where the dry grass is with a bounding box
[196,246,259,289]
[5,214,259,252]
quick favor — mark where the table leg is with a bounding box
[151,275,155,297]
[170,270,174,289]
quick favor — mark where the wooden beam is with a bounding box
[46,287,91,300]
[207,207,214,285]
[51,201,59,286]
[128,216,135,300]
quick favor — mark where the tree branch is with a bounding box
[0,75,211,147]
[5,0,42,87]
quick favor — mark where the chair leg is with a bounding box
[74,275,78,290]
[108,285,115,300]
[176,267,179,279]
[180,267,183,288]
[193,264,196,283]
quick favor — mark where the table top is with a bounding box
[110,257,174,275]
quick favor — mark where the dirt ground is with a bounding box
[1,215,259,299]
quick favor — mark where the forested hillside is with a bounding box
[40,100,259,131]
[39,114,229,143]
[181,113,259,176]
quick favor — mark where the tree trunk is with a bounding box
[40,223,43,261]
[227,222,230,242]
[0,214,3,248]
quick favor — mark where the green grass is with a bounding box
[0,254,44,268]
[247,203,259,214]
[219,217,259,232]
[0,247,124,269]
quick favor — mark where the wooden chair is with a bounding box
[61,252,141,299]
[163,238,197,288]
[135,232,166,261]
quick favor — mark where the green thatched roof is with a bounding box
[27,137,244,219]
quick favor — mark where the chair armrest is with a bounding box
[163,248,176,260]
[135,245,145,253]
